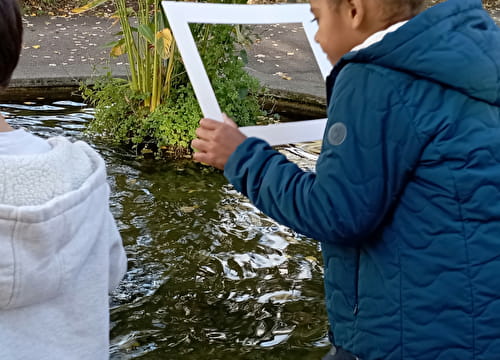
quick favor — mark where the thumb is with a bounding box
[222,113,238,128]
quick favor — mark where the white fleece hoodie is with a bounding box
[0,136,127,360]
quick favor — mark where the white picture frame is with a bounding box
[161,1,331,145]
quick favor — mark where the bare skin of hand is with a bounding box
[191,113,247,170]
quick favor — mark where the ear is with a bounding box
[345,0,365,30]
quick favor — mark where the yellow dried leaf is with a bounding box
[32,45,41,49]
[274,71,292,80]
[71,0,108,14]
[110,43,125,57]
[156,28,173,59]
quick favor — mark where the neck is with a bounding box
[0,114,14,132]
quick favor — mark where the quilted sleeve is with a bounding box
[224,64,428,245]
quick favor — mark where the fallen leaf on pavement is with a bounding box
[274,71,292,80]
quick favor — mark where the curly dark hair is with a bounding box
[379,0,424,20]
[329,0,424,23]
[0,0,23,88]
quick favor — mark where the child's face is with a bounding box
[310,0,367,65]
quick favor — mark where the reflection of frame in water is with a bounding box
[161,1,331,145]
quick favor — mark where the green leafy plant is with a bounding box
[74,0,178,112]
[77,0,263,158]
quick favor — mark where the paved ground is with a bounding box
[12,15,129,88]
[6,6,500,103]
[9,13,326,103]
[244,23,325,99]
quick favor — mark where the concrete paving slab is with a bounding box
[12,15,128,89]
[244,23,325,100]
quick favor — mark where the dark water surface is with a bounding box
[0,101,329,360]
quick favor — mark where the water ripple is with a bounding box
[3,100,329,360]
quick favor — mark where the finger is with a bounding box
[195,119,222,140]
[192,150,205,163]
[192,149,208,163]
[193,151,223,170]
[191,138,209,153]
[192,150,215,167]
[195,126,211,140]
[199,117,222,130]
[222,113,238,128]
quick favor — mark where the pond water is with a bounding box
[0,101,329,359]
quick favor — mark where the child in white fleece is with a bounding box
[0,1,127,359]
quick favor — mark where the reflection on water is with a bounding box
[0,101,329,359]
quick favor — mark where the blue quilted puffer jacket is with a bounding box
[224,0,500,358]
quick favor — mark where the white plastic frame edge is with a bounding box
[161,1,330,145]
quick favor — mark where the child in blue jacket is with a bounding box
[192,0,500,359]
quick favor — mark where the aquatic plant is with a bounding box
[75,0,263,157]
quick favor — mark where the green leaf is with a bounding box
[138,24,155,44]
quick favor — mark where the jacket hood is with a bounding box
[0,137,125,309]
[340,0,500,106]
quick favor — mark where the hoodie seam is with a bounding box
[6,214,65,309]
[6,213,19,309]
[3,185,105,309]
[361,64,428,147]
[0,163,16,309]
[457,27,499,104]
